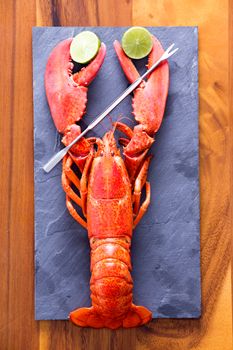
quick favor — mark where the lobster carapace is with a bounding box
[45,34,169,329]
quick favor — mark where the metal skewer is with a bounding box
[43,43,179,173]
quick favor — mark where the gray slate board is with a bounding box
[33,26,200,320]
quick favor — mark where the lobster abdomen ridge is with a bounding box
[69,237,152,328]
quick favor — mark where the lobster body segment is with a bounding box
[70,132,152,328]
[87,132,133,239]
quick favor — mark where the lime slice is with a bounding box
[70,31,101,64]
[122,27,153,59]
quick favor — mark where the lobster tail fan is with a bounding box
[69,304,152,329]
[123,304,152,327]
[70,307,104,328]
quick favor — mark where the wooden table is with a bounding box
[0,1,232,349]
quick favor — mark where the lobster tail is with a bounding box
[69,237,152,329]
[90,237,133,319]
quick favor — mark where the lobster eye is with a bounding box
[111,151,114,156]
[100,151,104,157]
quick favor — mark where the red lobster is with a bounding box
[45,34,169,329]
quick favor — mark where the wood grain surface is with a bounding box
[0,0,232,349]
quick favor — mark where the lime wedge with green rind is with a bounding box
[122,27,153,59]
[70,31,101,64]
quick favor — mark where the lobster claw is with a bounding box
[114,35,169,136]
[113,35,169,182]
[45,38,106,134]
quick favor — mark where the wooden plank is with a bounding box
[36,0,132,26]
[0,1,14,348]
[96,0,132,25]
[197,267,232,350]
[230,0,233,324]
[0,0,40,349]
[133,0,232,349]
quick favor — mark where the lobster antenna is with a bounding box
[100,120,109,134]
[112,115,134,135]
[108,114,113,127]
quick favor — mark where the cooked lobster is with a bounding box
[45,34,169,329]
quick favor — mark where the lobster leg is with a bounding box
[63,155,80,190]
[66,195,87,229]
[62,158,82,207]
[133,155,152,215]
[63,152,95,220]
[80,152,94,217]
[133,182,151,228]
[62,155,89,227]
